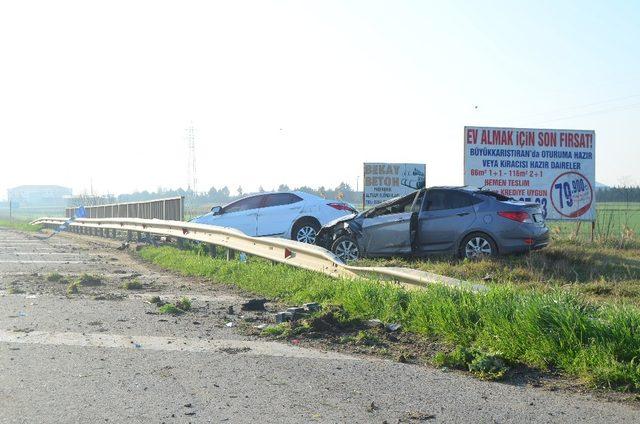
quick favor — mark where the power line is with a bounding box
[511,93,640,123]
[532,101,640,125]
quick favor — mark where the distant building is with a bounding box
[7,185,72,207]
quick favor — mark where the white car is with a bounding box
[191,191,357,243]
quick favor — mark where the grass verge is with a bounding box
[0,219,42,232]
[139,246,640,391]
[356,239,640,305]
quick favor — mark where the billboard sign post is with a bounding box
[463,126,595,221]
[363,163,426,208]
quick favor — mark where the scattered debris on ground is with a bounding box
[155,296,192,315]
[77,273,104,286]
[241,298,267,311]
[121,279,143,290]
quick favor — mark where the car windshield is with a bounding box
[364,191,422,218]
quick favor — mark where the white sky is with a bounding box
[1,1,639,199]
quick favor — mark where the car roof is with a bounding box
[223,190,317,206]
[426,186,477,191]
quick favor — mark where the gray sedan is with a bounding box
[316,187,549,261]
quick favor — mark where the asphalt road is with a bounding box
[1,228,638,423]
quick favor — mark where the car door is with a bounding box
[257,193,304,236]
[416,189,477,253]
[360,192,421,255]
[213,195,264,236]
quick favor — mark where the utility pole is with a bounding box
[186,124,197,194]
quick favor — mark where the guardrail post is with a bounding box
[112,229,117,239]
[176,238,184,249]
[226,248,235,261]
[208,244,217,258]
[136,232,142,242]
[127,230,132,241]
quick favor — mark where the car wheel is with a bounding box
[292,219,320,244]
[460,233,497,259]
[331,236,360,261]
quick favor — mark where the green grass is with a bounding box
[46,272,65,282]
[550,202,640,247]
[356,238,640,305]
[121,279,143,290]
[139,245,640,391]
[77,273,103,286]
[158,303,184,315]
[176,296,192,311]
[0,219,42,232]
[67,281,80,295]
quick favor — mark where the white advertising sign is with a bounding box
[464,126,596,221]
[363,163,426,207]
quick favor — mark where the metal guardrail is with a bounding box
[31,217,484,291]
[65,197,184,221]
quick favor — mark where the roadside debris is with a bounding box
[365,319,384,329]
[275,304,315,323]
[303,302,321,312]
[385,323,402,332]
[399,411,436,421]
[154,297,192,315]
[241,298,267,311]
[149,296,165,306]
[77,273,104,286]
[116,242,130,251]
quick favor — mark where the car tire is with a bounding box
[459,232,497,260]
[331,235,361,262]
[291,218,321,244]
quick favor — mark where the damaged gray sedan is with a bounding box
[316,187,549,262]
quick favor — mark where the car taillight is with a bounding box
[498,211,532,223]
[328,203,356,213]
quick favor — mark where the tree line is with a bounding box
[68,184,640,209]
[595,186,640,203]
[111,182,363,207]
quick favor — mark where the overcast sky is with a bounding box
[1,0,639,199]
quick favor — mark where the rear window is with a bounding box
[476,191,513,202]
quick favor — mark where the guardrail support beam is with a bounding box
[226,248,236,261]
[208,244,217,258]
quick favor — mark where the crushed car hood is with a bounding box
[322,213,358,228]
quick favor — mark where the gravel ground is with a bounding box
[1,227,639,423]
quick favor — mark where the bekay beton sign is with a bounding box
[363,163,426,207]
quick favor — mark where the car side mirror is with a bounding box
[210,206,222,215]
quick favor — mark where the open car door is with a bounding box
[360,191,423,256]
